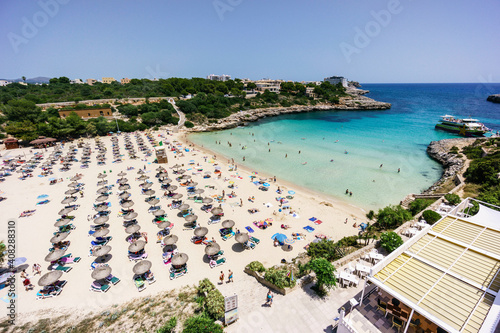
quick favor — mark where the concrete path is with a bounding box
[217,272,365,333]
[168,98,185,132]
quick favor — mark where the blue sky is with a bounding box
[1,0,499,83]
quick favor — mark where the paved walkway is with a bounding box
[168,98,185,132]
[217,272,366,333]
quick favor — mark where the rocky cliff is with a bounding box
[487,94,500,103]
[425,138,479,193]
[188,95,391,132]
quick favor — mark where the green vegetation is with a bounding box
[422,210,442,225]
[157,317,177,333]
[264,267,296,289]
[444,193,461,205]
[306,238,347,262]
[0,241,5,265]
[195,279,225,320]
[376,205,412,230]
[408,198,434,216]
[183,315,223,333]
[247,260,266,272]
[463,139,500,207]
[380,231,404,253]
[308,258,337,294]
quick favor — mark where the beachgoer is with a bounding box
[141,232,148,243]
[353,222,357,228]
[346,189,349,194]
[273,176,276,182]
[285,154,287,158]
[345,218,348,224]
[398,168,400,173]
[266,290,273,306]
[228,270,233,283]
[349,191,353,196]
[240,198,243,207]
[380,164,383,168]
[219,271,224,284]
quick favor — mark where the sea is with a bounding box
[189,83,500,211]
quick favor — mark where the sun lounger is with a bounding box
[209,257,226,268]
[52,265,72,273]
[169,266,187,280]
[134,278,146,291]
[58,256,81,264]
[303,226,315,232]
[146,275,156,284]
[314,220,323,225]
[36,286,62,300]
[250,236,260,244]
[106,274,121,285]
[243,241,256,250]
[222,231,235,241]
[90,281,110,293]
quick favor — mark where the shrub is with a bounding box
[376,205,412,229]
[336,235,358,247]
[205,289,225,319]
[247,261,265,272]
[444,193,461,205]
[183,315,223,333]
[408,199,434,216]
[422,210,442,225]
[380,231,403,253]
[264,267,295,289]
[366,210,375,220]
[197,278,215,295]
[307,239,344,261]
[184,121,194,128]
[157,317,177,333]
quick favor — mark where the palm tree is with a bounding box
[22,76,26,83]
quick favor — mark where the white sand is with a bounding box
[0,129,366,318]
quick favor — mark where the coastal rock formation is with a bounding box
[425,138,478,193]
[188,95,391,132]
[487,94,500,103]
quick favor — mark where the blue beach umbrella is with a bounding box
[360,223,368,231]
[37,194,49,199]
[263,183,270,187]
[271,233,287,243]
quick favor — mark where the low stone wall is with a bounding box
[243,267,299,295]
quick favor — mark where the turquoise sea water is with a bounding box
[189,83,500,211]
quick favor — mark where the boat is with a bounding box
[435,115,489,137]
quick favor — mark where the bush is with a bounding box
[205,289,225,319]
[444,193,461,205]
[380,231,403,253]
[264,267,295,289]
[197,278,215,295]
[366,210,375,220]
[376,205,412,229]
[422,210,442,225]
[336,235,358,247]
[184,121,194,128]
[408,199,434,216]
[307,239,344,261]
[247,261,265,272]
[157,317,177,333]
[183,315,223,333]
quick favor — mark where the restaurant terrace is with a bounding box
[338,198,500,333]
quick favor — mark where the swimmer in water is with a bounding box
[330,159,334,162]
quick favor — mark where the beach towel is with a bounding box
[308,217,317,222]
[314,220,323,225]
[303,226,315,232]
[245,226,254,233]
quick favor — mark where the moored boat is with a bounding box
[435,115,489,137]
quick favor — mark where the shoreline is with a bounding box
[178,132,367,217]
[185,94,391,133]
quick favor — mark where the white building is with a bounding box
[207,74,231,82]
[324,76,348,87]
[70,79,84,84]
[0,80,12,86]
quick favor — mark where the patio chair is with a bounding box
[36,286,62,300]
[146,275,156,284]
[377,298,387,315]
[209,257,226,268]
[249,236,260,244]
[51,265,72,273]
[350,276,359,287]
[392,317,403,332]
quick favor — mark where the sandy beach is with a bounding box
[0,129,366,320]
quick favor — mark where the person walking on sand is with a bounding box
[219,271,224,285]
[240,198,243,207]
[266,290,273,307]
[228,270,233,283]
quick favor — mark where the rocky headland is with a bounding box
[188,93,391,132]
[487,94,500,103]
[425,137,479,193]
